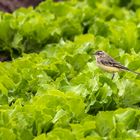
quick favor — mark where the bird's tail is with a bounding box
[127,69,140,75]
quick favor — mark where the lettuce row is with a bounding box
[0,0,140,58]
[0,34,140,139]
[0,0,140,139]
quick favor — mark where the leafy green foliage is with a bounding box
[0,0,140,139]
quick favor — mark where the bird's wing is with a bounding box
[113,62,129,70]
[100,56,129,70]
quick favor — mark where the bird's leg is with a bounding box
[112,73,115,80]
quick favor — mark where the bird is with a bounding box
[93,50,140,79]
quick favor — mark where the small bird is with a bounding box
[94,50,140,79]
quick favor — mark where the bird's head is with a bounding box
[93,50,106,59]
[93,50,108,61]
